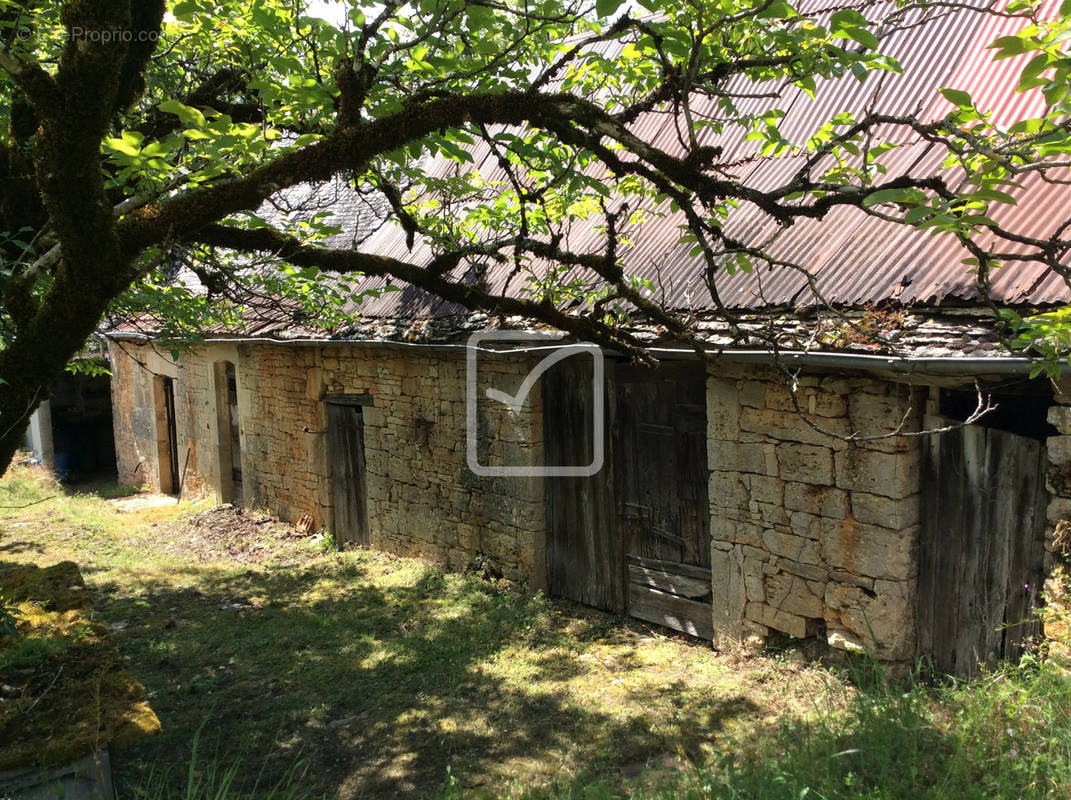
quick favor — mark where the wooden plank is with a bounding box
[628,583,714,640]
[1003,440,1047,661]
[626,554,711,583]
[544,358,623,612]
[327,403,369,547]
[628,563,711,598]
[919,419,1049,677]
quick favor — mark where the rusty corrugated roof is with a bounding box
[316,0,1070,324]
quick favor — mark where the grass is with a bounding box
[1,462,1070,799]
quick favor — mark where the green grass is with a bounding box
[2,462,1070,799]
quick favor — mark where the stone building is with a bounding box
[105,319,1066,675]
[104,4,1071,675]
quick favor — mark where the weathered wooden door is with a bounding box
[615,362,712,639]
[544,358,623,612]
[919,420,1047,676]
[327,399,370,547]
[225,363,243,505]
[543,359,712,637]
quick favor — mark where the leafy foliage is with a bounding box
[0,0,1068,465]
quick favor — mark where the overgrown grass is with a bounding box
[3,462,1070,799]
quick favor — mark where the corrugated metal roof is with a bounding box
[180,0,1069,330]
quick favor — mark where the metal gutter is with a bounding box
[101,332,1063,375]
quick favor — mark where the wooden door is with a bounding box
[919,420,1047,676]
[327,400,370,547]
[225,364,243,505]
[544,358,624,612]
[615,362,712,639]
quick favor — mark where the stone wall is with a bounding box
[708,364,923,661]
[108,339,547,586]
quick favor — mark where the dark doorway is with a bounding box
[544,359,712,638]
[326,396,371,547]
[918,419,1047,676]
[48,371,116,483]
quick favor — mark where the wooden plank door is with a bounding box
[544,358,624,612]
[615,362,712,639]
[225,364,244,505]
[327,401,370,547]
[918,420,1047,676]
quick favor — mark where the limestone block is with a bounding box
[830,569,875,590]
[765,384,848,418]
[1047,497,1071,524]
[776,443,835,485]
[739,381,767,408]
[741,545,771,562]
[765,572,824,619]
[710,471,750,510]
[708,378,741,440]
[850,492,919,529]
[740,406,851,450]
[819,518,916,580]
[745,601,809,638]
[743,557,765,602]
[1048,435,1071,468]
[824,579,914,659]
[709,438,776,476]
[712,544,747,644]
[748,474,783,506]
[788,511,821,540]
[776,558,829,583]
[784,482,849,520]
[762,529,821,564]
[834,447,920,498]
[1048,405,1071,433]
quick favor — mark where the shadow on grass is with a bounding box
[8,556,758,800]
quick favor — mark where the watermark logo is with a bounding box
[466,331,604,477]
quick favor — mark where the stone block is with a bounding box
[708,439,773,475]
[776,443,835,485]
[850,492,919,529]
[824,579,914,660]
[777,558,829,583]
[765,384,847,418]
[785,483,848,519]
[765,572,824,618]
[710,471,749,510]
[788,511,821,540]
[819,518,916,580]
[712,544,747,644]
[834,447,920,498]
[708,378,741,440]
[748,474,783,506]
[745,602,810,638]
[1048,405,1071,433]
[740,406,851,450]
[1048,435,1071,468]
[762,529,821,564]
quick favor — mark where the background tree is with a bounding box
[0,0,1068,471]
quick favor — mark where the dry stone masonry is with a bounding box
[708,363,923,662]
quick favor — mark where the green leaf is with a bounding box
[158,98,206,128]
[989,35,1027,59]
[596,0,624,17]
[862,188,909,207]
[938,88,973,108]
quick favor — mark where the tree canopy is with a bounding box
[0,0,1069,470]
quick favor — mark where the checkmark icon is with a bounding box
[466,332,604,477]
[484,346,594,415]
